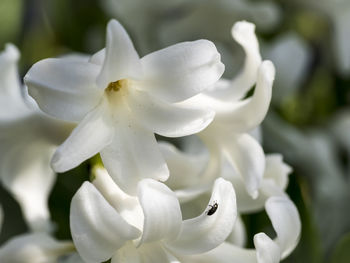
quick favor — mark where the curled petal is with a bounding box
[24,58,102,122]
[0,233,74,263]
[254,233,280,263]
[266,196,301,259]
[51,100,114,173]
[207,21,262,101]
[137,179,182,245]
[166,178,237,255]
[100,118,168,195]
[222,133,265,199]
[70,182,141,263]
[223,153,290,213]
[140,40,224,103]
[216,60,275,133]
[129,90,215,137]
[92,167,143,230]
[97,19,141,89]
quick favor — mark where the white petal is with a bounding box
[254,233,280,263]
[206,21,262,101]
[166,178,237,255]
[222,154,289,213]
[140,40,224,103]
[112,242,178,263]
[159,141,207,190]
[226,215,246,247]
[90,48,105,65]
[97,19,141,89]
[100,119,168,195]
[70,182,141,263]
[0,233,74,263]
[216,60,275,133]
[159,141,210,202]
[266,196,301,259]
[51,100,114,173]
[137,179,182,245]
[92,167,144,230]
[264,154,291,190]
[129,89,215,137]
[178,242,256,263]
[0,138,56,232]
[222,133,265,199]
[24,58,103,122]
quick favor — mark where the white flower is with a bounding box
[160,141,291,213]
[70,168,236,263]
[24,19,224,194]
[178,196,301,263]
[180,21,275,198]
[0,44,72,232]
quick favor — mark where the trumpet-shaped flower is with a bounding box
[70,168,236,263]
[24,19,224,194]
[0,44,73,232]
[181,21,275,198]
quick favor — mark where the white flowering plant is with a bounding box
[3,0,340,262]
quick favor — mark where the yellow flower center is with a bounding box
[106,79,128,92]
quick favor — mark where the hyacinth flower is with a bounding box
[0,44,72,232]
[24,19,224,194]
[173,21,274,199]
[160,141,292,213]
[70,167,236,263]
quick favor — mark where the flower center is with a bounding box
[106,79,128,92]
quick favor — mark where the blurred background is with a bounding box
[0,0,349,262]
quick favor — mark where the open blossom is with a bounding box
[24,19,224,194]
[178,21,274,198]
[0,44,72,232]
[70,168,236,263]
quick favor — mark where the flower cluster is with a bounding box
[0,19,300,263]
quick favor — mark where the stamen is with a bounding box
[106,79,127,92]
